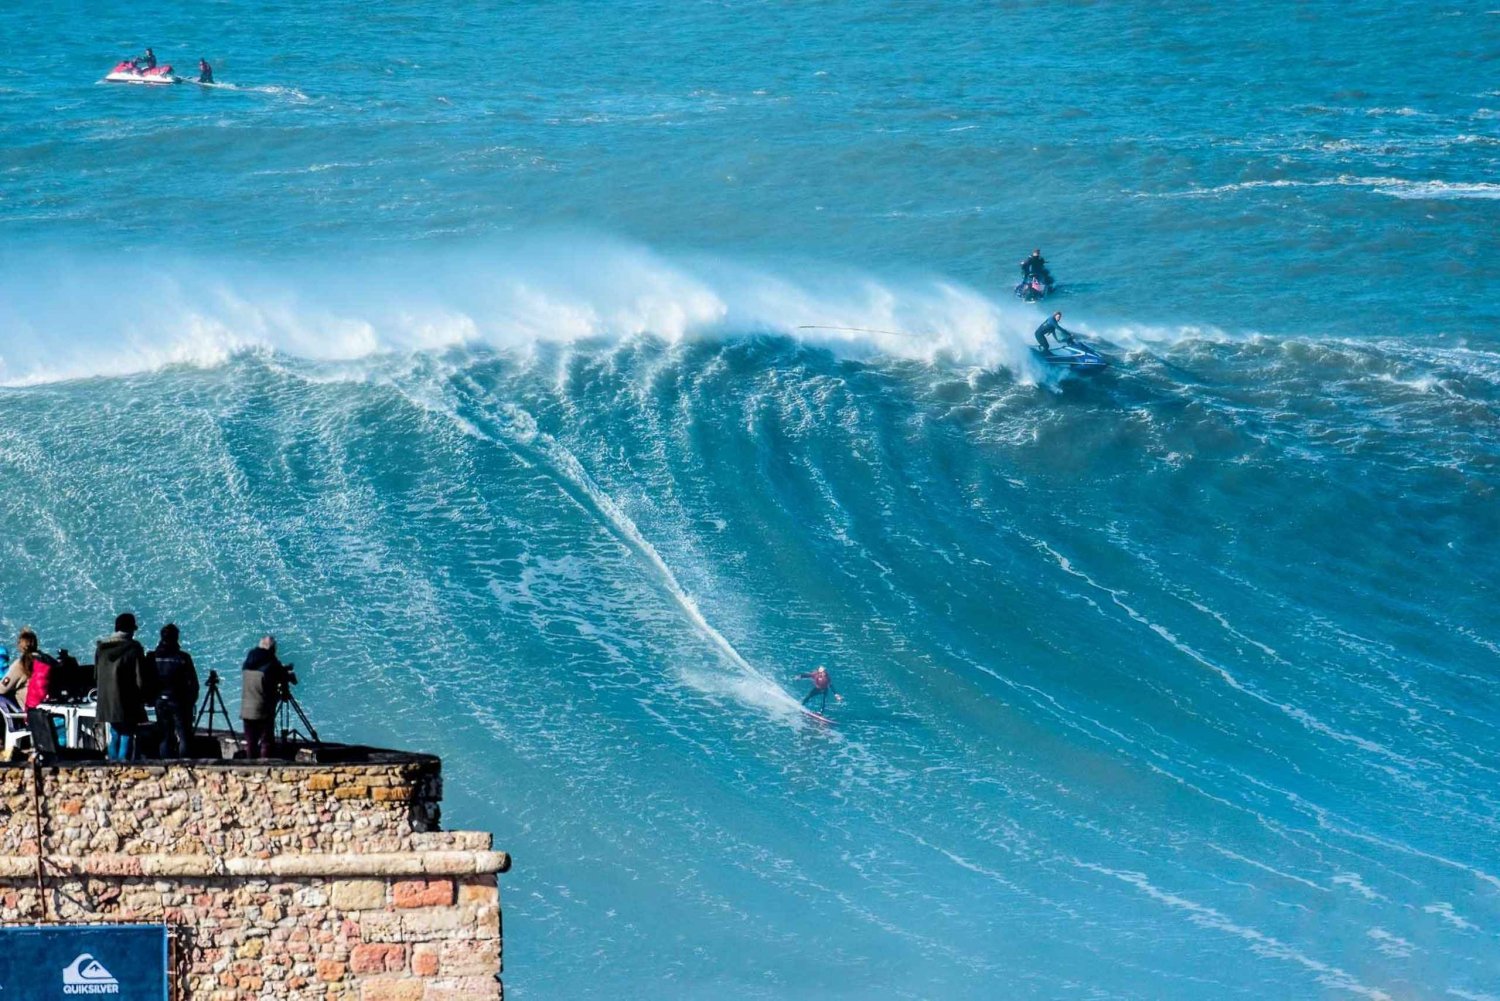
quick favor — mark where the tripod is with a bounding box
[276,682,321,747]
[194,670,234,736]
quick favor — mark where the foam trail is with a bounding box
[501,405,800,712]
[399,370,801,714]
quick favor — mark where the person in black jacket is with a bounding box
[95,613,152,760]
[149,624,200,758]
[241,635,288,759]
[1020,249,1053,289]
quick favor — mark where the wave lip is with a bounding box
[0,237,1047,387]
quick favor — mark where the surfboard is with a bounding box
[801,709,835,725]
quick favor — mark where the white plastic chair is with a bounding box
[1,701,31,757]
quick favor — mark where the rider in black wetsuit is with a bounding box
[141,47,156,69]
[1034,311,1075,353]
[1020,249,1053,289]
[198,58,213,83]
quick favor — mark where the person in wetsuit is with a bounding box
[1034,311,1076,353]
[1020,249,1053,288]
[796,665,843,712]
[140,47,156,70]
[197,58,213,83]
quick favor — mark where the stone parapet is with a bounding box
[0,849,511,879]
[0,754,504,1000]
[0,758,445,858]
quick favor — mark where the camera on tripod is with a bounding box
[194,654,320,755]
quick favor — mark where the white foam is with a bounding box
[1365,928,1414,959]
[0,236,1040,386]
[1332,871,1385,902]
[1423,902,1477,931]
[1142,175,1500,201]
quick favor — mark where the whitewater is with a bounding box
[2,2,1498,998]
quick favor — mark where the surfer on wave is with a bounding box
[796,665,842,712]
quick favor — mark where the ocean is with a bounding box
[1,2,1497,998]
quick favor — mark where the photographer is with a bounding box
[240,635,291,759]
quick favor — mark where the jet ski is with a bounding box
[104,60,180,85]
[1034,338,1107,369]
[1014,274,1052,302]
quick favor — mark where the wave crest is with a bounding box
[0,235,1046,386]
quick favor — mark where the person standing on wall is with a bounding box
[96,613,152,760]
[149,623,200,758]
[240,635,287,760]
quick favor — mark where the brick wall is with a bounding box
[0,759,507,1000]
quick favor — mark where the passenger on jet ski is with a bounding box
[1020,249,1054,290]
[197,58,213,84]
[1034,311,1076,354]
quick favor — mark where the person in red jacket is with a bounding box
[15,629,58,711]
[795,665,843,712]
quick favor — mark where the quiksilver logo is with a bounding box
[62,954,120,995]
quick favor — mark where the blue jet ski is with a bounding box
[1034,338,1107,369]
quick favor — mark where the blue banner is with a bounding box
[0,924,167,999]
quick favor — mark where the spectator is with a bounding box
[0,642,27,713]
[15,629,59,711]
[149,623,200,758]
[16,629,67,748]
[241,635,286,759]
[96,613,152,761]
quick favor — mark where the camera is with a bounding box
[283,663,299,687]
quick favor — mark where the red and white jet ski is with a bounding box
[104,60,180,85]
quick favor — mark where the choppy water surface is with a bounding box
[1,2,1497,998]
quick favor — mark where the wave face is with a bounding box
[1,290,1497,999]
[3,0,1499,997]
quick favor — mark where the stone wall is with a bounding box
[0,758,507,1000]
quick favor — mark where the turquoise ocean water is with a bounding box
[2,3,1498,998]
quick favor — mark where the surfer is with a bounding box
[796,665,842,712]
[197,58,213,84]
[1034,311,1076,354]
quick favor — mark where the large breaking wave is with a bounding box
[1,240,1498,1000]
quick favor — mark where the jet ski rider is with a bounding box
[1034,311,1076,354]
[198,58,213,83]
[140,47,156,70]
[1020,248,1054,289]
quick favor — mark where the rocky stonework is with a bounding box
[0,760,444,858]
[0,759,506,1000]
